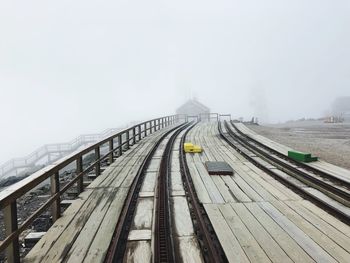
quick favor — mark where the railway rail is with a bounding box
[106,121,227,262]
[219,120,350,223]
[227,122,350,206]
[231,121,350,188]
[105,122,188,262]
[179,124,227,263]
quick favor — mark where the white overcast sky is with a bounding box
[0,0,349,164]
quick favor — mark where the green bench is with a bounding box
[288,150,318,163]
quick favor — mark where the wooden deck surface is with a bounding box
[24,121,350,263]
[24,124,177,263]
[123,128,203,262]
[185,122,350,263]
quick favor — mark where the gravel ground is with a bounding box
[247,120,350,170]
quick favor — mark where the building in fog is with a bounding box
[332,97,350,122]
[176,99,210,116]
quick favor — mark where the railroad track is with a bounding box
[219,120,350,223]
[179,124,227,263]
[231,120,350,188]
[105,121,226,262]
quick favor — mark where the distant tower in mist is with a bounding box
[332,96,350,122]
[176,98,210,116]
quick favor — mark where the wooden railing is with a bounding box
[199,113,219,121]
[0,115,181,263]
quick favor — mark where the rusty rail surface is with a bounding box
[154,122,192,263]
[179,123,228,263]
[105,122,189,262]
[0,115,181,263]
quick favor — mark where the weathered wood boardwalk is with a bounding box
[24,124,177,263]
[24,121,350,263]
[123,128,203,262]
[186,122,350,263]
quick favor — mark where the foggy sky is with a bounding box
[0,0,349,164]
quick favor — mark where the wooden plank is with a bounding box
[132,198,154,230]
[301,200,350,238]
[123,241,152,263]
[188,163,212,204]
[171,190,186,196]
[128,230,152,241]
[243,162,302,201]
[65,188,120,262]
[83,187,129,262]
[220,176,251,203]
[271,200,350,262]
[172,196,194,236]
[245,202,314,263]
[204,141,264,202]
[146,158,161,172]
[170,171,184,192]
[36,188,106,262]
[194,162,225,204]
[177,236,204,263]
[304,187,350,216]
[231,203,293,263]
[218,204,271,262]
[204,204,249,263]
[245,170,290,201]
[141,172,157,192]
[211,176,236,203]
[232,165,276,201]
[139,191,154,198]
[259,202,337,263]
[284,200,350,252]
[24,189,95,262]
[230,171,264,202]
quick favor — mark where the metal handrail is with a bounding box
[0,115,179,263]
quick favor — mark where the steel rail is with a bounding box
[219,121,350,224]
[104,122,188,263]
[179,123,228,263]
[231,121,350,188]
[225,121,350,205]
[154,122,192,263]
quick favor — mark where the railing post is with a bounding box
[150,121,153,134]
[125,130,130,150]
[50,171,60,222]
[118,134,122,157]
[138,125,141,141]
[4,201,20,263]
[95,147,101,176]
[77,156,83,193]
[109,139,114,164]
[161,118,164,128]
[132,127,136,145]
